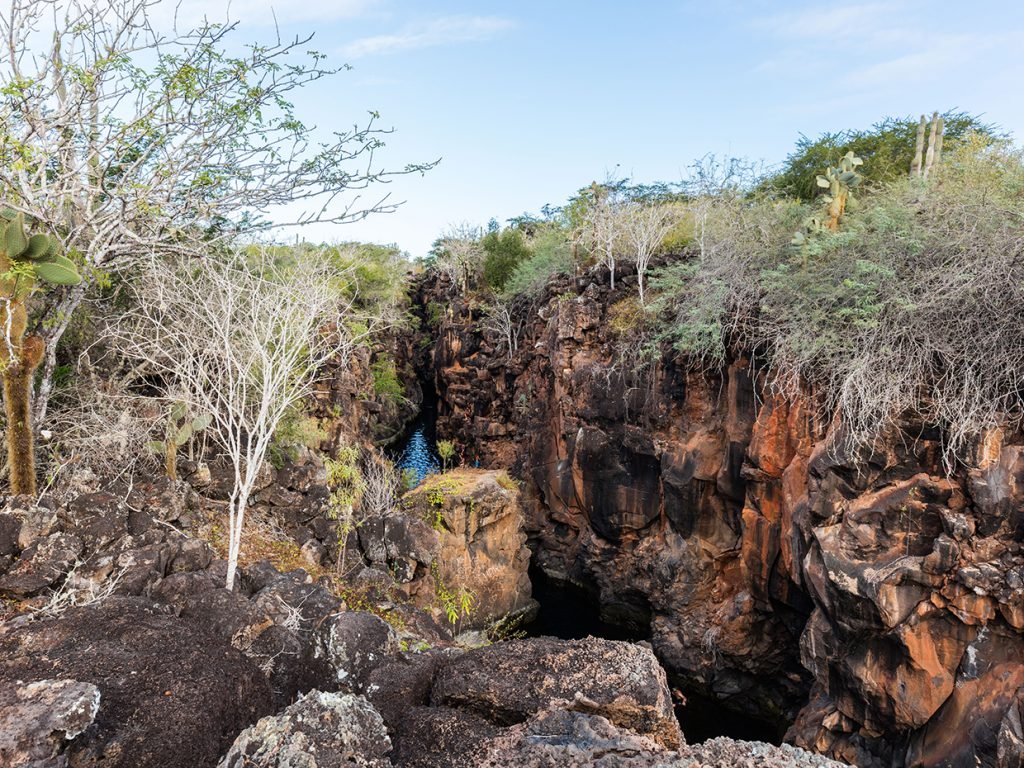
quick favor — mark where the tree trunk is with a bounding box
[32,283,86,426]
[225,492,249,589]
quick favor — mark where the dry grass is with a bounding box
[199,508,330,582]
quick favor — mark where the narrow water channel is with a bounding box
[388,382,442,486]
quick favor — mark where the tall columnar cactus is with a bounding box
[911,112,945,178]
[0,209,81,495]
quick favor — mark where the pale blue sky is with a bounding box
[184,0,1024,257]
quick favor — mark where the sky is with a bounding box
[169,0,1024,257]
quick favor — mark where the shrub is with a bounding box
[371,357,405,405]
[763,111,996,200]
[436,439,455,471]
[482,227,532,291]
[269,407,328,467]
[655,133,1024,466]
[501,226,574,298]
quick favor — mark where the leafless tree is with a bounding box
[0,0,434,424]
[573,181,624,289]
[619,201,678,304]
[433,224,484,293]
[481,298,523,361]
[359,451,400,522]
[110,250,358,589]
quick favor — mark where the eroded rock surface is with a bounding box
[0,679,100,768]
[430,636,681,749]
[0,597,273,768]
[418,265,1024,767]
[383,468,536,630]
[218,690,392,768]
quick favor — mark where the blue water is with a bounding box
[390,381,443,487]
[394,425,441,486]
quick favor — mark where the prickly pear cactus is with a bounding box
[146,402,212,480]
[0,208,81,494]
[815,150,863,230]
[790,152,864,267]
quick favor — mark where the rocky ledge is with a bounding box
[0,476,833,768]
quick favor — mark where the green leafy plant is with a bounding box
[145,402,212,480]
[400,467,419,491]
[0,210,80,494]
[269,406,328,467]
[436,439,455,471]
[325,445,365,576]
[371,357,405,406]
[431,561,475,626]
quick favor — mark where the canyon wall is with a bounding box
[419,267,1024,767]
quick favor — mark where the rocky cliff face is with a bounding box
[419,267,1024,767]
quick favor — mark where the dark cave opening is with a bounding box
[673,688,786,745]
[524,563,650,642]
[524,561,788,746]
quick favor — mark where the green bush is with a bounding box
[501,226,574,298]
[763,111,996,199]
[482,227,532,291]
[269,406,329,467]
[371,357,405,405]
[655,133,1024,465]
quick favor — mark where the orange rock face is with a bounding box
[417,268,1024,768]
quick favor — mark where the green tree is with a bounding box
[763,111,995,199]
[482,227,532,291]
[436,439,455,471]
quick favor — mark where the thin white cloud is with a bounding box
[843,49,950,89]
[760,3,895,40]
[751,2,1019,96]
[341,15,516,59]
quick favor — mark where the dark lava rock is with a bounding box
[0,596,273,768]
[217,690,391,768]
[315,611,399,693]
[0,532,83,597]
[0,679,100,767]
[0,513,21,558]
[475,706,680,768]
[251,571,342,627]
[389,706,499,768]
[430,637,682,749]
[364,652,446,734]
[62,492,130,550]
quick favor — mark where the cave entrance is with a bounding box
[387,378,441,486]
[673,688,786,745]
[523,564,650,642]
[523,563,788,745]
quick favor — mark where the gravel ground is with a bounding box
[681,737,851,767]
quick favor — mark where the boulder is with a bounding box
[0,532,83,597]
[400,469,536,629]
[475,706,680,768]
[217,690,391,768]
[389,705,499,768]
[315,611,399,692]
[0,596,273,768]
[0,679,100,768]
[430,637,682,750]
